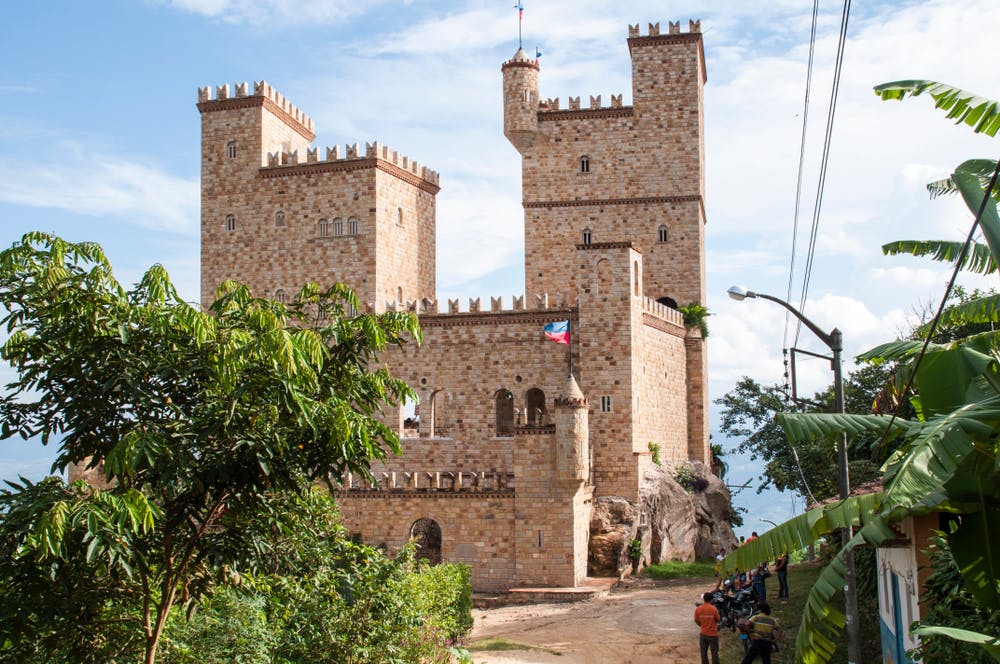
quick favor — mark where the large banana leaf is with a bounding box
[874,81,1000,137]
[857,339,946,364]
[947,500,1000,610]
[953,165,1000,262]
[912,295,1000,338]
[882,240,997,274]
[913,345,997,418]
[911,626,1000,662]
[927,159,1000,204]
[777,411,917,443]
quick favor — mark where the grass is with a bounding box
[717,561,881,663]
[466,638,561,656]
[643,560,717,579]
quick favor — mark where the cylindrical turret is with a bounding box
[554,375,589,484]
[501,48,540,154]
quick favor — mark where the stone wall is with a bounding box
[336,491,516,593]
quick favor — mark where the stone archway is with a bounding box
[410,517,442,565]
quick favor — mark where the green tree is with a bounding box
[716,362,904,504]
[0,233,420,663]
[723,82,1000,663]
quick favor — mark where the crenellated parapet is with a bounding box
[336,469,515,493]
[641,296,685,327]
[538,92,627,118]
[382,292,573,316]
[197,80,315,135]
[262,139,440,187]
[627,19,701,38]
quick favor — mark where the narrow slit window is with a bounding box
[582,228,592,245]
[580,155,590,173]
[225,214,236,231]
[397,208,404,226]
[600,396,612,412]
[658,225,668,243]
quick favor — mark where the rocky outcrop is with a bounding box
[588,461,737,576]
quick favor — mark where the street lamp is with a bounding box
[728,285,861,664]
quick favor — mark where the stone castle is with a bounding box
[195,20,733,592]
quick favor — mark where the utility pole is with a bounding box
[728,286,860,664]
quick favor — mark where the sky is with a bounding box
[2,0,1000,534]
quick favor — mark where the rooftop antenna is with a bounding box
[514,2,524,49]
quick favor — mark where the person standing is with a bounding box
[774,552,790,599]
[741,601,781,664]
[751,562,767,603]
[694,591,721,664]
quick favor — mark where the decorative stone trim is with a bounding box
[337,491,515,499]
[538,107,634,122]
[642,312,686,336]
[197,96,316,142]
[418,309,576,328]
[256,157,440,194]
[524,194,701,209]
[576,241,642,252]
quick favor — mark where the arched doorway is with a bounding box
[525,388,546,425]
[410,518,442,565]
[495,389,514,436]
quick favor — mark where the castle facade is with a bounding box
[197,20,709,592]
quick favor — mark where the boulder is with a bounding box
[588,461,738,576]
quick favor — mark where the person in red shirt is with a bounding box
[694,591,721,664]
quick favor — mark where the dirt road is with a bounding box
[469,577,714,663]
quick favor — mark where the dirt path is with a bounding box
[469,577,712,663]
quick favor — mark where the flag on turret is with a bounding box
[543,320,570,345]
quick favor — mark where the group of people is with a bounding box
[696,536,791,664]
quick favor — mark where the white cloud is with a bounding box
[161,0,378,25]
[0,144,198,234]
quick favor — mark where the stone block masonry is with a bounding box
[186,19,714,592]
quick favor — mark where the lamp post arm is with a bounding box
[747,291,839,351]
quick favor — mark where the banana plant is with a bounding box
[723,82,1000,663]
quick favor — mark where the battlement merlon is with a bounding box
[626,19,707,83]
[260,140,440,189]
[197,80,316,141]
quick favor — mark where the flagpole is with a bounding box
[568,317,573,378]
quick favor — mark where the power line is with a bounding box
[783,0,821,354]
[794,0,853,347]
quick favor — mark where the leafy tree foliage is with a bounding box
[0,233,421,663]
[716,362,905,504]
[723,82,1000,663]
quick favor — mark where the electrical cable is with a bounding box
[794,0,852,346]
[783,0,821,353]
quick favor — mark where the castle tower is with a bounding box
[503,21,706,309]
[501,48,541,153]
[197,81,439,312]
[554,374,589,485]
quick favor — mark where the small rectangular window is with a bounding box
[600,396,612,412]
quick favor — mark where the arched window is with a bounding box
[410,518,442,565]
[582,228,592,245]
[348,217,358,235]
[333,218,344,236]
[274,288,286,304]
[657,296,678,309]
[429,389,446,437]
[525,388,546,426]
[658,224,669,243]
[225,214,236,231]
[634,260,640,296]
[495,389,514,436]
[317,219,329,237]
[580,155,590,173]
[596,258,613,295]
[397,286,403,303]
[226,140,237,159]
[275,211,285,227]
[397,207,404,226]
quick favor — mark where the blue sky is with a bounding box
[3,0,1000,533]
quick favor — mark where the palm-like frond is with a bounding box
[857,339,945,364]
[882,240,997,274]
[927,159,1000,204]
[875,81,1000,137]
[913,294,1000,338]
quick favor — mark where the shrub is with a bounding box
[648,442,661,465]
